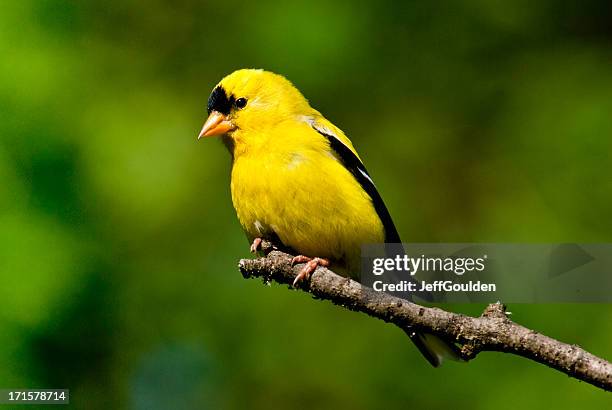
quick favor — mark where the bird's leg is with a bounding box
[250,237,263,253]
[290,255,330,287]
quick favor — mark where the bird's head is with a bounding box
[198,69,312,139]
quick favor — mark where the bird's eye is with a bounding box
[235,97,247,109]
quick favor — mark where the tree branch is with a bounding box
[239,242,612,392]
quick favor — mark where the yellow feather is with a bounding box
[212,69,383,276]
[231,120,383,276]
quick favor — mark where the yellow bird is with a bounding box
[198,69,458,367]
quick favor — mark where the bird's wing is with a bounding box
[305,116,401,244]
[307,117,453,366]
[306,116,454,365]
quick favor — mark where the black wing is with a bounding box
[310,123,401,243]
[312,122,440,348]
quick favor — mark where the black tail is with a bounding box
[404,327,463,367]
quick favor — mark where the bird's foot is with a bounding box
[250,237,263,253]
[290,255,330,287]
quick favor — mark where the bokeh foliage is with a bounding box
[1,1,611,409]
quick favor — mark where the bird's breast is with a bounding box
[229,146,385,277]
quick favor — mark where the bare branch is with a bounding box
[239,242,612,392]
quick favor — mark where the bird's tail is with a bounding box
[404,328,463,367]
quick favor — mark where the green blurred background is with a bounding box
[1,1,611,409]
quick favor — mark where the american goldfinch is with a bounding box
[198,69,458,367]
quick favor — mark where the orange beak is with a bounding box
[198,111,235,139]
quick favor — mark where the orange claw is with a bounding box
[290,256,330,287]
[250,238,263,253]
